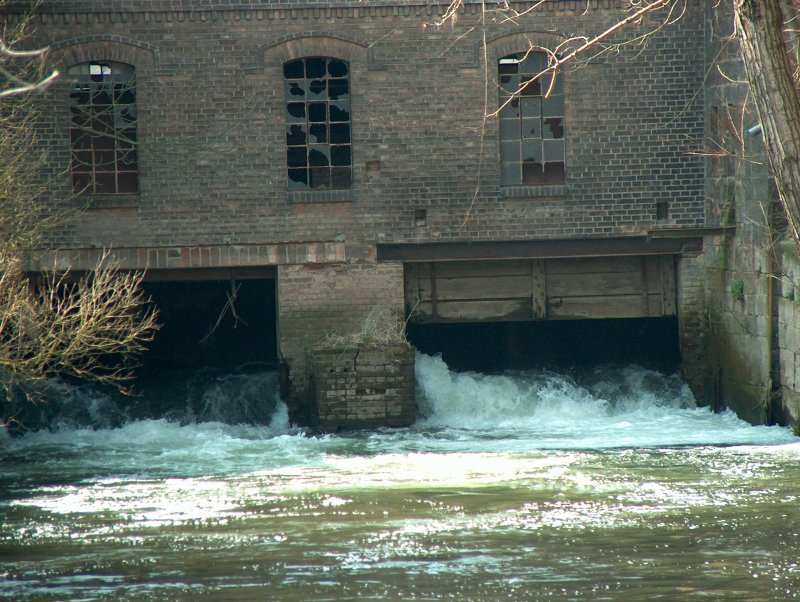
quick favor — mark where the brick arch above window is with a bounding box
[48,37,157,75]
[260,32,370,69]
[484,31,567,65]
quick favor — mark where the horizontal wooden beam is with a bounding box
[379,237,700,263]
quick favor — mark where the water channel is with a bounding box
[2,353,799,600]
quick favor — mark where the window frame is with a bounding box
[67,60,139,195]
[283,56,353,191]
[498,51,565,188]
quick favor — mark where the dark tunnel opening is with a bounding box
[407,317,681,374]
[139,278,278,375]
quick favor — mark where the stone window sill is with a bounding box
[288,189,354,204]
[80,194,140,209]
[501,184,570,198]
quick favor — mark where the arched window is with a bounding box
[284,57,352,190]
[498,52,565,186]
[68,61,138,194]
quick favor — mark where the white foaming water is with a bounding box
[2,354,795,481]
[413,353,794,449]
[3,355,799,602]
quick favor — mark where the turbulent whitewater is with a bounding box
[1,354,799,600]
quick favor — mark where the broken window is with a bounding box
[498,52,565,186]
[284,57,352,190]
[68,61,138,194]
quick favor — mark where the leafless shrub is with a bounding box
[0,5,158,401]
[316,304,409,350]
[0,253,159,396]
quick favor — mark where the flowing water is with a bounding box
[1,354,799,601]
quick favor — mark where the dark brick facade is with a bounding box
[7,0,708,403]
[12,0,706,253]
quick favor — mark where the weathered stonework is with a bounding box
[693,2,799,426]
[311,344,415,430]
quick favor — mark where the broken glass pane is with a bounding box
[70,87,91,105]
[328,59,348,78]
[499,100,520,120]
[328,78,349,100]
[330,145,351,166]
[331,167,352,188]
[521,118,542,140]
[308,79,327,97]
[544,162,565,184]
[116,106,136,125]
[329,103,350,122]
[522,160,544,185]
[306,58,326,79]
[330,123,350,144]
[543,117,564,140]
[309,166,331,188]
[521,141,542,163]
[499,74,520,95]
[288,168,308,188]
[309,123,327,143]
[284,59,304,79]
[308,147,330,167]
[308,102,326,122]
[520,77,541,97]
[70,104,90,127]
[114,84,135,104]
[286,124,307,146]
[498,58,519,75]
[287,102,305,121]
[286,81,305,97]
[287,147,308,168]
[92,88,113,105]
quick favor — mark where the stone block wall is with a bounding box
[311,344,416,430]
[677,252,707,401]
[696,2,797,426]
[775,241,800,424]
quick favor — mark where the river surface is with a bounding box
[2,354,799,601]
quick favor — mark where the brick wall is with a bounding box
[9,0,705,255]
[277,249,405,394]
[311,344,416,430]
[7,0,717,422]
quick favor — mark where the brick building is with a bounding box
[7,0,714,420]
